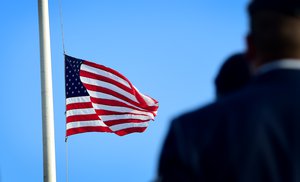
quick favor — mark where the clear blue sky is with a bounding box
[0,0,249,181]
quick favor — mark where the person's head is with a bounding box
[246,0,300,69]
[215,53,252,99]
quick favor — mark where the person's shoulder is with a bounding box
[174,102,219,122]
[172,84,260,129]
[170,100,225,136]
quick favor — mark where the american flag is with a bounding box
[65,55,159,137]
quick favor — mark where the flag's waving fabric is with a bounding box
[65,55,159,136]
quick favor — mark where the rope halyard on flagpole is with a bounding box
[59,1,69,181]
[66,140,69,182]
[58,0,66,54]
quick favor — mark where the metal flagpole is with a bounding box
[38,0,57,181]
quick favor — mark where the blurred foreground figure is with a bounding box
[157,0,300,181]
[215,53,252,98]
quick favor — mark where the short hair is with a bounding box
[248,1,300,61]
[215,53,252,98]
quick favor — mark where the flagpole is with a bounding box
[38,0,57,181]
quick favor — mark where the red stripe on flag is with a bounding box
[66,114,100,123]
[83,60,130,82]
[94,110,151,117]
[114,127,147,136]
[82,61,152,109]
[104,119,151,126]
[84,84,140,107]
[67,126,112,136]
[90,97,158,116]
[66,102,92,110]
[90,97,148,112]
[80,70,133,94]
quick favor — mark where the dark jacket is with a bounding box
[157,68,300,182]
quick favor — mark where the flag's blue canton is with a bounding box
[65,55,89,98]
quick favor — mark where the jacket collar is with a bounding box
[257,59,300,75]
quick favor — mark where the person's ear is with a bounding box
[246,33,261,72]
[245,33,256,60]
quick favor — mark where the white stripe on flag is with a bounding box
[66,108,96,117]
[67,120,107,130]
[100,114,152,122]
[81,64,131,88]
[88,91,145,111]
[93,104,155,118]
[134,86,158,106]
[141,93,158,106]
[109,122,149,132]
[66,96,90,105]
[80,76,138,102]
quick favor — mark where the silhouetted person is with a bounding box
[215,53,252,98]
[157,0,300,181]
